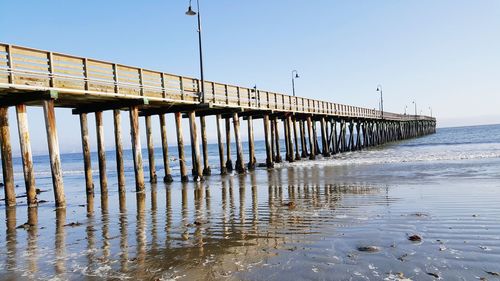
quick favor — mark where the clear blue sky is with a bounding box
[1,0,499,154]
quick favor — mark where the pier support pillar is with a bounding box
[332,120,338,154]
[312,120,320,156]
[113,110,126,190]
[300,119,308,158]
[348,121,355,151]
[95,111,108,194]
[285,116,294,162]
[200,116,211,176]
[273,118,282,163]
[129,105,145,191]
[188,111,203,181]
[356,122,361,150]
[247,116,256,170]
[263,115,274,168]
[233,113,246,173]
[79,113,94,199]
[43,100,65,207]
[175,112,189,182]
[15,104,36,206]
[320,117,330,157]
[292,118,301,160]
[145,115,157,183]
[216,114,227,175]
[306,116,316,160]
[159,114,173,182]
[225,117,233,172]
[0,107,15,206]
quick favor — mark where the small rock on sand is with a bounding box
[408,234,422,242]
[357,246,380,253]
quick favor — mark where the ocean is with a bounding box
[1,124,500,280]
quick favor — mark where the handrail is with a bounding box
[0,43,435,122]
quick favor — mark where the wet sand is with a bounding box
[1,158,500,280]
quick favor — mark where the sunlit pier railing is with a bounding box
[0,43,434,122]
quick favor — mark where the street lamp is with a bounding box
[412,100,417,116]
[291,70,299,97]
[404,105,407,115]
[429,106,433,117]
[186,0,206,103]
[376,84,383,118]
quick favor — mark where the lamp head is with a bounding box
[186,5,196,16]
[295,73,300,79]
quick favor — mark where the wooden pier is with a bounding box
[0,43,436,207]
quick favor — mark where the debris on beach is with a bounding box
[408,234,422,242]
[64,222,83,227]
[385,272,412,281]
[357,246,380,253]
[485,271,500,276]
[397,253,409,262]
[439,246,447,251]
[426,272,440,279]
[16,222,34,230]
[479,246,492,251]
[283,202,296,208]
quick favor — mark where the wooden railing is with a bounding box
[0,43,434,122]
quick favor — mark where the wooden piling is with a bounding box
[233,112,246,173]
[95,111,108,195]
[174,112,189,182]
[129,106,145,191]
[43,99,65,207]
[200,116,211,176]
[159,114,173,182]
[348,121,354,151]
[15,104,36,206]
[273,118,283,163]
[306,116,315,160]
[286,115,295,162]
[263,115,274,168]
[113,110,126,190]
[284,117,292,162]
[293,117,301,160]
[247,116,256,170]
[320,117,330,157]
[188,111,203,181]
[225,117,233,172]
[0,107,15,206]
[79,113,94,198]
[332,120,338,154]
[145,115,157,183]
[270,119,276,161]
[300,120,308,158]
[216,114,227,175]
[312,120,320,156]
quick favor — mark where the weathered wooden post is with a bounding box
[144,115,157,183]
[292,118,301,160]
[129,105,145,191]
[270,118,276,161]
[216,114,227,175]
[79,113,94,198]
[307,116,316,160]
[284,117,293,162]
[233,112,246,173]
[225,118,233,172]
[174,112,189,182]
[312,120,320,156]
[188,111,203,181]
[332,120,338,154]
[273,118,283,163]
[348,121,355,151]
[159,114,173,182]
[95,111,108,194]
[43,99,65,207]
[286,115,295,162]
[320,117,330,157]
[247,116,256,170]
[356,122,361,150]
[200,116,211,176]
[113,110,126,190]
[0,107,15,206]
[15,104,36,206]
[300,119,308,158]
[263,115,274,168]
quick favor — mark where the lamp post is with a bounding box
[291,70,299,97]
[412,100,417,116]
[429,106,433,117]
[186,0,206,103]
[404,105,408,115]
[376,84,383,119]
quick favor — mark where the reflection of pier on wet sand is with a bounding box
[2,167,382,280]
